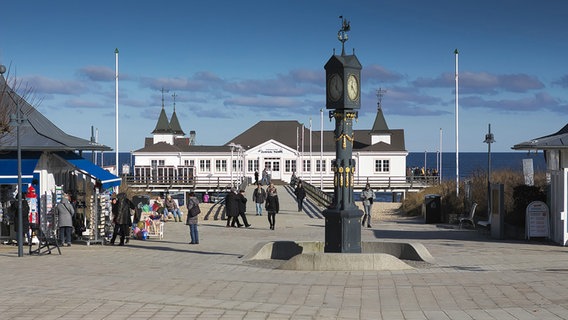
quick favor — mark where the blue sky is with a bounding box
[2,0,567,153]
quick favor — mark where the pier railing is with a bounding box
[125,165,438,194]
[295,175,439,192]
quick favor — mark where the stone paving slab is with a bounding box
[1,185,568,319]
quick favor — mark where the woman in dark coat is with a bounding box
[294,181,306,212]
[265,184,279,230]
[114,193,134,246]
[225,188,242,227]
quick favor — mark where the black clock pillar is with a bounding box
[322,17,364,253]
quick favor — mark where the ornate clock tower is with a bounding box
[322,17,364,253]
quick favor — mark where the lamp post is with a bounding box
[2,63,25,257]
[484,124,495,217]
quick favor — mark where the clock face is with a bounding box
[347,74,359,101]
[328,74,343,101]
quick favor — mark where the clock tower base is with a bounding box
[322,207,363,253]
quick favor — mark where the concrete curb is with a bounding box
[243,240,435,271]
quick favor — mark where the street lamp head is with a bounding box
[0,65,6,75]
[484,133,495,144]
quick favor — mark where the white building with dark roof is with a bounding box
[131,100,412,193]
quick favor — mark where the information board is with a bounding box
[526,201,550,239]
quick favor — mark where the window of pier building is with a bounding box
[285,160,297,173]
[374,159,390,173]
[216,159,228,173]
[232,159,243,172]
[302,159,311,173]
[184,159,195,167]
[315,159,327,172]
[247,159,259,172]
[151,159,166,167]
[199,159,211,173]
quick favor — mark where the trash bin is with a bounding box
[422,194,441,223]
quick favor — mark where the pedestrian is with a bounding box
[56,193,75,246]
[186,192,200,244]
[237,189,251,228]
[252,183,267,216]
[164,195,182,222]
[114,192,135,246]
[267,168,272,185]
[224,188,242,227]
[254,169,259,185]
[261,168,268,185]
[361,183,375,228]
[152,196,166,221]
[294,181,306,212]
[290,171,298,188]
[110,197,120,245]
[265,184,279,230]
[10,195,30,244]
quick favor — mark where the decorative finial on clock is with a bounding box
[337,15,350,56]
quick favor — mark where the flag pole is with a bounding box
[454,48,459,196]
[115,48,119,179]
[320,108,323,189]
[309,117,312,183]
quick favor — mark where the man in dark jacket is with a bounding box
[237,190,251,228]
[224,188,242,227]
[113,193,134,246]
[252,183,267,216]
[294,181,306,212]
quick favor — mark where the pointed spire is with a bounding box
[160,87,167,110]
[152,88,172,134]
[370,88,389,132]
[169,92,185,136]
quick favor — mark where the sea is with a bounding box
[88,151,547,181]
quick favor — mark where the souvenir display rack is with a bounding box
[82,189,110,245]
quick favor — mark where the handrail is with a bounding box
[301,181,333,208]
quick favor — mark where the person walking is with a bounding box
[56,193,75,246]
[252,183,267,216]
[225,188,242,227]
[164,195,182,222]
[294,181,306,212]
[361,183,375,228]
[10,194,30,244]
[261,168,268,185]
[114,192,135,246]
[254,169,259,185]
[237,190,251,228]
[186,192,200,244]
[265,184,279,230]
[110,197,120,245]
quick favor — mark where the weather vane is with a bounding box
[337,15,351,55]
[376,88,387,111]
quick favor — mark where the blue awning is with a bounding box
[0,153,40,185]
[57,152,122,189]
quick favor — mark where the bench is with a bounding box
[458,203,478,229]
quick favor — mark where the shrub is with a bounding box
[402,169,547,226]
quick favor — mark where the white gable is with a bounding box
[246,139,298,157]
[371,133,391,145]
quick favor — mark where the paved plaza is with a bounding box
[1,185,568,319]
